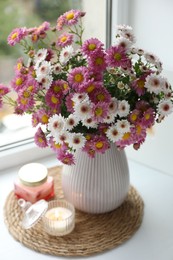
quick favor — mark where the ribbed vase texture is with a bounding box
[62,144,130,214]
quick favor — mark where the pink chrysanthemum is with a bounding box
[34,127,48,148]
[0,84,10,96]
[62,9,83,26]
[7,27,27,46]
[88,50,107,72]
[129,109,141,124]
[116,130,133,149]
[36,109,50,125]
[17,91,35,111]
[50,80,69,95]
[141,108,155,128]
[29,21,50,42]
[92,135,110,154]
[79,80,101,94]
[32,112,39,127]
[11,73,27,92]
[45,90,61,110]
[57,150,75,165]
[56,32,73,47]
[131,124,147,143]
[92,102,109,122]
[81,38,104,56]
[89,86,111,104]
[131,75,147,96]
[106,45,131,69]
[67,66,89,90]
[65,93,75,113]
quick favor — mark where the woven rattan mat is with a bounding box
[4,166,144,257]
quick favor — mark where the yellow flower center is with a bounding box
[20,98,28,105]
[95,57,103,65]
[11,32,18,40]
[95,107,103,116]
[60,36,67,42]
[23,91,30,98]
[53,85,61,93]
[88,43,96,50]
[27,85,34,92]
[85,134,91,141]
[74,73,83,83]
[54,142,61,149]
[66,12,74,20]
[51,95,59,104]
[95,141,104,149]
[145,113,150,120]
[131,114,137,121]
[86,84,95,93]
[38,137,43,143]
[137,79,145,88]
[114,52,122,61]
[17,62,22,71]
[16,77,23,86]
[63,83,68,90]
[122,132,131,140]
[41,115,49,124]
[136,125,142,135]
[96,93,105,101]
[0,89,5,95]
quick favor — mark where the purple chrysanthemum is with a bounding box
[56,32,73,47]
[34,127,48,148]
[7,27,27,46]
[81,38,104,56]
[106,45,131,69]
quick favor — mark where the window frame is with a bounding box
[0,0,114,171]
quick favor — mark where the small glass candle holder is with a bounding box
[42,200,75,236]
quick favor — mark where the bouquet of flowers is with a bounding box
[0,9,173,165]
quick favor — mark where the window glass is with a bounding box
[0,0,106,148]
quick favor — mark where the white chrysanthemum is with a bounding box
[106,125,123,142]
[157,100,173,116]
[36,60,52,76]
[82,117,98,129]
[144,52,160,65]
[103,114,115,124]
[108,97,118,115]
[48,114,66,136]
[72,93,89,104]
[53,63,62,74]
[116,119,131,133]
[145,74,163,94]
[74,101,91,119]
[34,48,47,64]
[117,100,130,117]
[118,25,135,43]
[59,45,74,65]
[117,37,133,50]
[36,74,53,89]
[68,133,86,149]
[66,114,79,130]
[54,130,69,144]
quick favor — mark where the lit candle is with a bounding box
[43,200,75,236]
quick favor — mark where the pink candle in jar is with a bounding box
[14,163,54,203]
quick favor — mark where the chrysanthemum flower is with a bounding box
[88,50,107,72]
[117,37,133,50]
[53,63,62,75]
[145,74,163,94]
[117,100,130,117]
[36,61,52,76]
[89,86,111,104]
[129,109,140,124]
[7,27,27,46]
[141,108,155,127]
[34,127,48,148]
[82,117,98,129]
[36,74,53,89]
[92,102,109,122]
[106,45,131,69]
[157,100,173,116]
[72,93,89,104]
[36,109,50,125]
[59,45,74,65]
[56,32,73,47]
[66,114,79,130]
[93,135,110,153]
[74,101,91,119]
[116,119,131,133]
[45,90,61,110]
[11,73,27,92]
[106,125,123,142]
[131,124,147,143]
[0,84,10,96]
[65,93,75,113]
[116,131,133,149]
[131,75,147,96]
[68,66,89,90]
[48,114,66,136]
[108,97,119,115]
[57,150,75,165]
[81,38,104,56]
[68,133,86,150]
[34,48,47,65]
[17,91,35,111]
[54,130,69,144]
[62,9,83,26]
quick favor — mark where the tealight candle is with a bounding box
[43,200,75,236]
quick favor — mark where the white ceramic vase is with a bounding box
[62,143,130,214]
